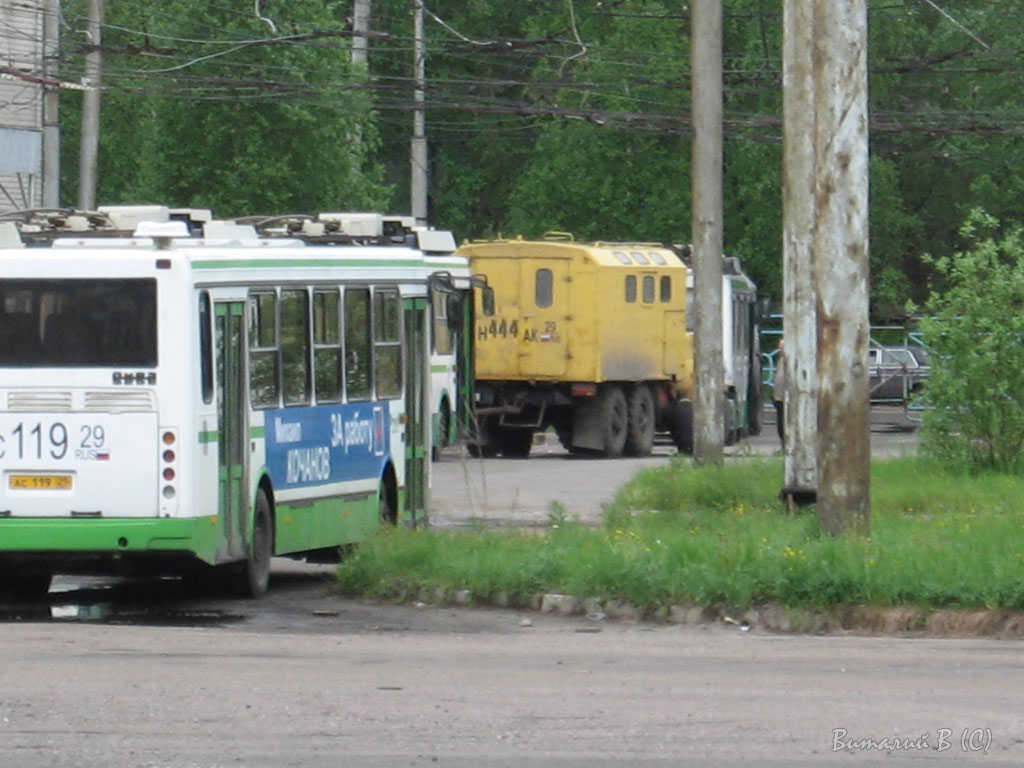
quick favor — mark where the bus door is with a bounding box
[215,302,248,559]
[456,288,476,440]
[403,298,428,523]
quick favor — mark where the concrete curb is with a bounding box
[417,588,1024,637]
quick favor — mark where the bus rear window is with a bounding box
[0,279,157,367]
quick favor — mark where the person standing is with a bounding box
[772,339,785,443]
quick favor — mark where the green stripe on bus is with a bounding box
[200,427,262,443]
[0,517,221,565]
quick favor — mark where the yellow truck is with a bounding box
[458,235,698,458]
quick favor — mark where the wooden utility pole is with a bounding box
[690,0,724,465]
[410,0,428,225]
[78,0,104,210]
[781,0,818,503]
[811,0,871,535]
[42,0,60,208]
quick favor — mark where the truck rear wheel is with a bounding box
[625,385,655,456]
[498,427,533,458]
[598,385,629,458]
[467,415,499,458]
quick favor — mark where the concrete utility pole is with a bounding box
[781,0,818,504]
[351,0,371,67]
[78,0,104,210]
[410,0,428,225]
[812,0,871,535]
[42,0,60,208]
[690,0,725,464]
[350,0,371,148]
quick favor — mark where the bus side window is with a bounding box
[280,288,311,406]
[374,288,402,399]
[199,291,213,404]
[344,287,372,401]
[313,289,342,403]
[249,291,280,408]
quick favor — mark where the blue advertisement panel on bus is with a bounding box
[263,403,389,491]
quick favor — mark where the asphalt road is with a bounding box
[7,406,1004,768]
[2,574,1022,768]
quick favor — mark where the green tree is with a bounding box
[52,0,1024,322]
[918,210,1024,473]
[60,0,390,215]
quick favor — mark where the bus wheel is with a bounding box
[598,385,628,458]
[625,385,655,456]
[237,491,273,599]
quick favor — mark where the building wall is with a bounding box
[0,0,44,212]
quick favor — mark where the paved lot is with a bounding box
[430,405,920,528]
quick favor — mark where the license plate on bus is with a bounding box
[8,474,73,490]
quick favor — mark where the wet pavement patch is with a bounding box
[0,602,245,626]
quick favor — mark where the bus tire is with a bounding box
[625,384,655,456]
[237,490,273,599]
[598,384,629,458]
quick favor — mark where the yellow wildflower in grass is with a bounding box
[782,545,807,561]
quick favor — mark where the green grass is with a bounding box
[336,456,1024,612]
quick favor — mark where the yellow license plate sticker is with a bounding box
[9,474,73,490]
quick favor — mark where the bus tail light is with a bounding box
[160,428,179,509]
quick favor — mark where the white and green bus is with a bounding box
[0,207,472,599]
[227,212,475,462]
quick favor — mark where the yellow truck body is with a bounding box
[464,238,692,387]
[457,237,697,457]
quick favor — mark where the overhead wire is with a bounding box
[17,0,1018,144]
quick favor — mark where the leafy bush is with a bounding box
[918,211,1024,472]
